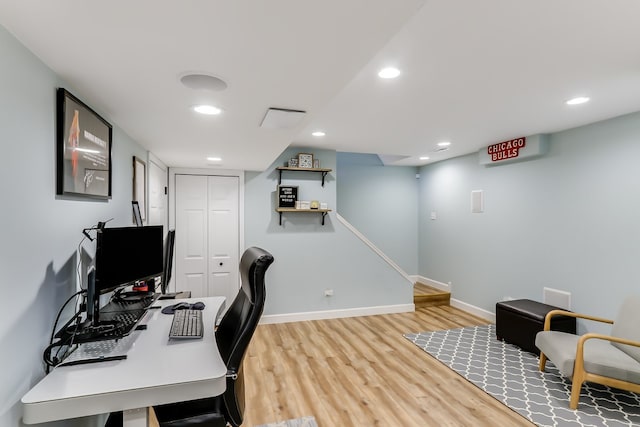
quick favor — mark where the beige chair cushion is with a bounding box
[535,330,640,383]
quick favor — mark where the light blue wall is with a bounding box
[0,25,147,427]
[244,148,412,316]
[336,152,419,274]
[418,112,640,323]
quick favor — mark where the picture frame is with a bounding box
[297,153,314,168]
[56,88,113,199]
[288,158,298,167]
[133,156,146,220]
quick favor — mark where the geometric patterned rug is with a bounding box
[404,324,640,427]
[255,416,318,427]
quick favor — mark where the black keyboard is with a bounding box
[169,309,203,339]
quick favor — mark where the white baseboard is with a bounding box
[411,275,451,292]
[260,303,415,325]
[450,298,495,323]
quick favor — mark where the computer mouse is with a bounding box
[191,301,205,310]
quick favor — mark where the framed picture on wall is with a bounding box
[133,156,146,220]
[56,88,113,199]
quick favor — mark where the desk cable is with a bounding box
[43,289,85,373]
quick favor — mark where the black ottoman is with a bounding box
[495,299,576,355]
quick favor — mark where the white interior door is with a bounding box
[175,174,240,301]
[176,175,208,297]
[207,176,239,304]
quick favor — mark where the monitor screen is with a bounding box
[95,225,163,294]
[162,229,176,294]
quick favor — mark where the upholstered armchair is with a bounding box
[535,295,640,409]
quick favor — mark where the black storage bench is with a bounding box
[495,299,576,355]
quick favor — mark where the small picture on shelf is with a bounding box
[288,158,298,167]
[297,153,314,168]
[313,159,319,168]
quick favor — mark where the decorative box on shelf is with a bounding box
[296,200,311,210]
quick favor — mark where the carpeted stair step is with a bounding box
[414,282,450,307]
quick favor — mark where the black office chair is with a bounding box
[151,246,274,427]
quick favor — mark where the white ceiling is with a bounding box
[1,0,640,170]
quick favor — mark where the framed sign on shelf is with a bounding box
[56,88,113,199]
[278,185,298,208]
[133,156,146,220]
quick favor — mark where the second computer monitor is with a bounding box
[162,229,176,294]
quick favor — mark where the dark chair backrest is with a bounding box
[215,246,273,427]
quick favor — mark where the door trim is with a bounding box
[147,153,168,229]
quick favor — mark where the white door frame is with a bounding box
[169,168,245,293]
[147,152,168,229]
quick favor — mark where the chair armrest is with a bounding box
[543,309,614,331]
[574,333,640,376]
[578,333,640,349]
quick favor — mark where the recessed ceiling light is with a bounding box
[378,67,401,79]
[207,157,222,162]
[312,131,326,137]
[193,105,222,115]
[437,141,451,147]
[566,96,590,105]
[420,156,430,160]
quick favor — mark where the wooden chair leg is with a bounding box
[539,352,547,371]
[569,377,584,410]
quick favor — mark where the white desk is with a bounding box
[22,296,227,426]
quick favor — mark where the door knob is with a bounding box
[219,262,223,266]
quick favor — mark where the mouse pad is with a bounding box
[161,302,205,314]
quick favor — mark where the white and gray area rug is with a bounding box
[405,324,640,427]
[255,416,318,427]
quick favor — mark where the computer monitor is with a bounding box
[132,201,143,226]
[162,229,176,294]
[88,225,163,325]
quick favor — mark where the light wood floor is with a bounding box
[241,305,535,427]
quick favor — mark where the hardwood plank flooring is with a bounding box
[242,305,535,427]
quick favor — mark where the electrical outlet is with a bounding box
[324,289,334,297]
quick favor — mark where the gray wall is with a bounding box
[0,25,147,427]
[336,153,419,274]
[418,112,640,323]
[244,147,412,316]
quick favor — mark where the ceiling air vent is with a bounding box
[260,108,306,130]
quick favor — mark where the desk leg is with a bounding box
[123,407,149,427]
